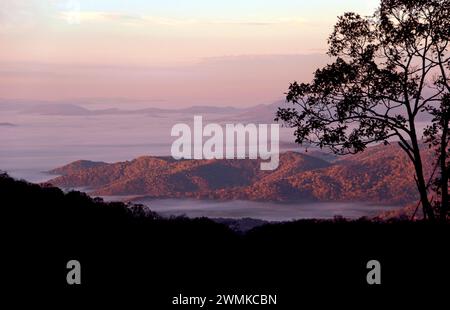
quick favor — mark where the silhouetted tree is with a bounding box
[423,93,449,220]
[276,0,449,220]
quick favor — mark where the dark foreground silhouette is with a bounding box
[2,173,449,306]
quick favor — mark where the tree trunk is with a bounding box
[439,116,449,221]
[414,160,435,220]
[409,124,435,220]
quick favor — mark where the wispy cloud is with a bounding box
[57,11,305,27]
[0,54,330,105]
[59,11,142,24]
[206,17,306,26]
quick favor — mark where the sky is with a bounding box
[0,0,380,107]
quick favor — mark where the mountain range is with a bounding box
[2,98,433,122]
[47,143,434,205]
[12,101,282,122]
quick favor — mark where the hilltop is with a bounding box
[47,144,434,205]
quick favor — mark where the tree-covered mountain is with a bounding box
[47,144,434,205]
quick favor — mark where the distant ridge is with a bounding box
[47,144,434,205]
[16,101,281,122]
[0,122,16,127]
[49,160,108,176]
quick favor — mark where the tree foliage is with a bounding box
[276,0,449,220]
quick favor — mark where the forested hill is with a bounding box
[48,144,434,205]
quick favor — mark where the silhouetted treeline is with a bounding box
[2,173,449,307]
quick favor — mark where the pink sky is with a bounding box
[0,0,378,107]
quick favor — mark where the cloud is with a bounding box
[0,54,331,106]
[57,11,201,26]
[58,11,143,24]
[56,10,305,27]
[0,1,305,28]
[207,17,307,26]
[0,0,63,25]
